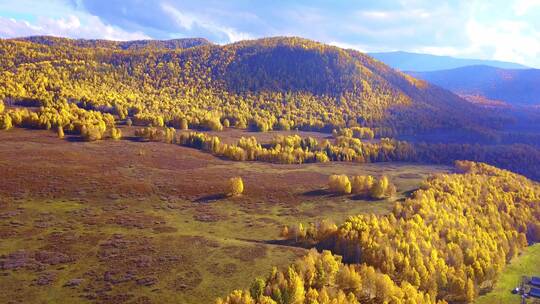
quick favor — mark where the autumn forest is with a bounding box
[0,34,539,304]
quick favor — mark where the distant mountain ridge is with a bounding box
[369,51,528,72]
[410,65,540,106]
[15,35,212,50]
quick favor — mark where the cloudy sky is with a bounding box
[1,0,539,67]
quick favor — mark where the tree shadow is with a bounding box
[236,237,314,249]
[302,189,348,198]
[124,136,146,142]
[194,193,227,203]
[350,194,379,201]
[302,189,330,197]
[403,188,419,197]
[64,135,85,142]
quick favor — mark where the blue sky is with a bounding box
[1,0,539,67]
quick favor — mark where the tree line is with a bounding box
[216,249,444,304]
[0,36,502,141]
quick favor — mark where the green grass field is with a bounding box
[476,243,540,304]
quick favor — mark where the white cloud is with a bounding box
[1,0,539,67]
[160,3,195,30]
[328,41,368,52]
[0,14,150,40]
[513,0,540,15]
[357,9,432,21]
[413,46,462,57]
[465,18,540,64]
[160,2,251,43]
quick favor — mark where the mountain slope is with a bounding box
[410,65,540,105]
[369,51,528,71]
[0,36,499,136]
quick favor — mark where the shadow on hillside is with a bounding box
[194,193,227,203]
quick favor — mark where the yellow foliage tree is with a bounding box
[110,127,122,140]
[180,118,189,130]
[370,176,395,199]
[81,124,104,141]
[227,177,244,196]
[351,175,375,195]
[1,114,13,130]
[328,174,352,194]
[223,118,230,128]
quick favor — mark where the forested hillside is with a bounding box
[2,36,540,179]
[0,36,498,137]
[219,161,540,303]
[1,36,540,304]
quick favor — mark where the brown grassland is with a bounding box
[0,127,449,303]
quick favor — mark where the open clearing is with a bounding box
[0,128,450,303]
[476,243,540,304]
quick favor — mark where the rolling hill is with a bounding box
[1,36,540,304]
[410,65,540,106]
[0,36,500,137]
[369,51,528,72]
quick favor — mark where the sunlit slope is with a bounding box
[0,36,498,135]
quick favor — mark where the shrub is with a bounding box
[164,127,176,143]
[133,113,164,127]
[222,118,230,128]
[110,127,122,140]
[249,118,271,132]
[81,124,104,141]
[0,114,13,130]
[135,127,163,141]
[227,177,244,196]
[370,176,396,199]
[351,126,375,139]
[276,118,291,130]
[314,152,329,163]
[280,225,289,238]
[351,175,374,195]
[201,116,223,131]
[455,160,475,173]
[235,117,247,129]
[179,118,189,130]
[328,174,351,194]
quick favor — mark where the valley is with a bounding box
[0,35,539,304]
